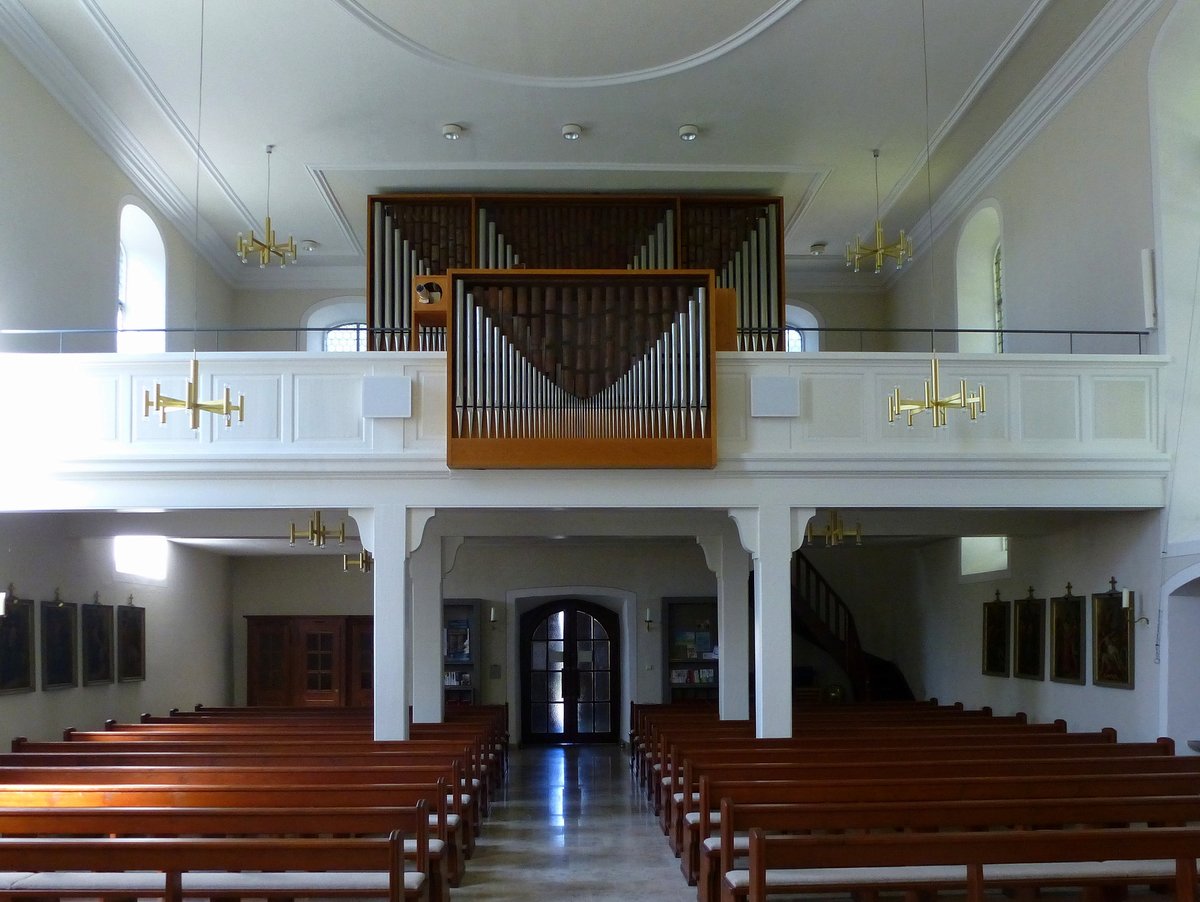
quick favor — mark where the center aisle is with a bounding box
[451,744,696,901]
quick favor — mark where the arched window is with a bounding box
[955,203,1003,354]
[784,304,820,352]
[302,297,368,352]
[117,203,166,353]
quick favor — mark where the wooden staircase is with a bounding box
[790,551,913,702]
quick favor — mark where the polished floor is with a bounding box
[451,744,697,901]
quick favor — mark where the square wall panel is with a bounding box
[1020,376,1079,441]
[415,370,447,441]
[1093,377,1150,441]
[717,373,748,441]
[211,375,281,444]
[803,374,865,440]
[294,374,363,443]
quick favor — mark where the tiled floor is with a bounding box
[451,743,697,901]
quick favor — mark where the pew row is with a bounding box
[0,831,419,902]
[734,825,1200,902]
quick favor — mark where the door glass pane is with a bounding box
[548,611,564,640]
[577,639,594,670]
[549,702,565,733]
[594,640,610,671]
[577,610,594,638]
[595,671,610,702]
[593,619,609,641]
[578,672,594,701]
[595,703,611,733]
[547,671,563,702]
[531,640,547,670]
[532,706,547,733]
[578,703,594,733]
[531,671,548,702]
[548,640,564,670]
[533,620,547,641]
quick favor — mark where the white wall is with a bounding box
[0,41,232,353]
[888,8,1162,354]
[912,510,1163,739]
[0,513,232,740]
[227,554,374,704]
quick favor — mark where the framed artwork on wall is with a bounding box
[1092,587,1134,689]
[82,603,114,685]
[1049,587,1085,685]
[117,605,146,682]
[0,596,35,694]
[40,599,77,690]
[981,595,1010,677]
[1013,592,1045,681]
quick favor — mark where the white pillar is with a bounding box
[352,505,409,740]
[731,505,811,738]
[698,529,751,721]
[409,537,443,724]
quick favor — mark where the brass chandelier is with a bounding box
[888,357,985,428]
[846,149,913,274]
[236,145,296,268]
[144,354,245,429]
[805,510,863,547]
[289,510,345,548]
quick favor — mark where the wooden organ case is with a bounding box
[366,193,785,469]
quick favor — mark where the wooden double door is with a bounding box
[245,615,372,707]
[519,600,620,744]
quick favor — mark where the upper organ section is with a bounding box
[367,193,783,353]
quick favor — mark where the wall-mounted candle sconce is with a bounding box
[644,607,653,631]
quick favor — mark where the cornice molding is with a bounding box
[905,0,1166,253]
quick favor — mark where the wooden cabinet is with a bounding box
[443,600,481,706]
[245,615,370,708]
[664,597,719,702]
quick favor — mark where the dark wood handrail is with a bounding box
[791,552,869,699]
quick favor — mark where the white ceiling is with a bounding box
[1,0,1088,293]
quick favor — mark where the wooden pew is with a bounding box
[0,782,465,886]
[737,825,1200,902]
[703,793,1200,902]
[0,805,443,902]
[675,744,1181,876]
[0,831,417,902]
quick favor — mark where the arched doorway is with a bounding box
[519,599,620,745]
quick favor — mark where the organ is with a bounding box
[366,193,784,468]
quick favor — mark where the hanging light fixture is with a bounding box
[846,149,913,274]
[236,144,296,268]
[805,510,863,547]
[145,0,245,431]
[343,550,373,573]
[883,0,987,428]
[288,510,346,548]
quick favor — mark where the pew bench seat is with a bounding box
[0,868,429,898]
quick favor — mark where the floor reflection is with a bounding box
[451,743,696,901]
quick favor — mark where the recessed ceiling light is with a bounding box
[678,124,699,141]
[301,239,320,253]
[810,242,827,256]
[561,123,582,141]
[442,123,464,140]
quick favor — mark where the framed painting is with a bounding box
[117,605,146,682]
[0,596,35,693]
[1013,593,1045,681]
[982,597,1010,677]
[1049,589,1085,685]
[40,600,77,690]
[82,603,114,685]
[1092,590,1134,689]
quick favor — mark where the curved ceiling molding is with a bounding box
[333,0,805,88]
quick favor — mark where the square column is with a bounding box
[409,538,444,724]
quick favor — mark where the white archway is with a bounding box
[955,202,1002,354]
[302,296,367,351]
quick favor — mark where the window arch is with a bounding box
[302,296,368,352]
[117,203,165,353]
[784,303,820,352]
[955,203,1003,354]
